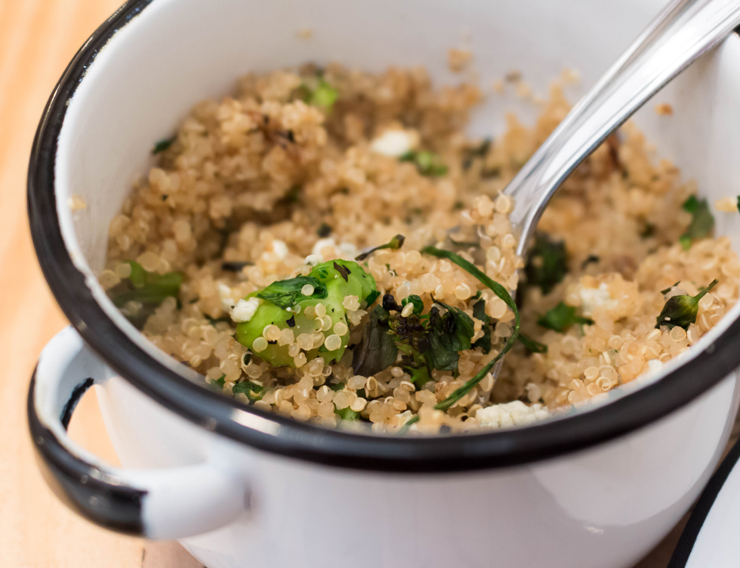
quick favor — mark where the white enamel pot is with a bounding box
[26,1,740,567]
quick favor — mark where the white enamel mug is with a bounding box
[27,1,740,567]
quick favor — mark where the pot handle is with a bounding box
[28,326,248,540]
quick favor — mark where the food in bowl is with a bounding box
[98,64,739,434]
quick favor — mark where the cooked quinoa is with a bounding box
[100,64,740,434]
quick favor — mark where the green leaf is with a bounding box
[737,196,740,214]
[399,151,448,177]
[525,232,568,295]
[471,298,492,354]
[256,276,327,309]
[655,279,718,330]
[424,301,475,372]
[680,195,714,248]
[518,333,548,353]
[401,295,424,315]
[214,375,226,388]
[355,234,405,261]
[352,306,399,377]
[152,136,175,154]
[537,302,593,333]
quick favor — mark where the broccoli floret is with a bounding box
[234,260,378,367]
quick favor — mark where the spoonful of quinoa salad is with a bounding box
[101,0,740,433]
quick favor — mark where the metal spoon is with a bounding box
[507,0,740,258]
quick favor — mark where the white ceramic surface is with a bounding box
[32,0,740,566]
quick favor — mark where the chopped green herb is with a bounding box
[660,282,680,295]
[152,136,175,155]
[205,315,231,327]
[471,298,492,354]
[525,232,568,295]
[424,301,475,372]
[680,195,714,248]
[221,261,254,272]
[655,279,718,330]
[257,276,327,309]
[462,138,492,170]
[401,294,424,316]
[581,255,600,269]
[310,78,339,111]
[355,234,405,261]
[316,223,333,237]
[518,333,548,353]
[285,186,301,203]
[214,375,226,388]
[232,380,264,401]
[399,150,448,177]
[405,247,521,420]
[737,196,740,214]
[352,306,398,377]
[537,302,593,333]
[406,365,432,387]
[640,222,656,239]
[453,201,465,210]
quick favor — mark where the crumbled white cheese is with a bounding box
[476,401,550,429]
[231,298,261,323]
[647,359,663,373]
[305,254,324,266]
[337,242,358,258]
[312,238,336,256]
[271,239,289,259]
[312,238,357,259]
[218,283,235,311]
[370,129,419,157]
[579,283,618,316]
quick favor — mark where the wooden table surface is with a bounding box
[0,1,721,566]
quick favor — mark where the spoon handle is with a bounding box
[506,0,740,256]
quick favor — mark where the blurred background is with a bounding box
[0,1,692,566]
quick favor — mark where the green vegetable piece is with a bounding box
[152,136,175,155]
[310,78,339,111]
[680,195,714,248]
[655,279,718,330]
[256,276,327,309]
[737,196,740,214]
[518,333,548,353]
[352,306,399,377]
[335,406,360,421]
[108,261,183,328]
[400,151,448,177]
[425,302,475,372]
[537,302,593,333]
[471,298,492,354]
[236,260,378,367]
[355,234,405,261]
[525,232,568,295]
[213,375,226,388]
[401,295,424,316]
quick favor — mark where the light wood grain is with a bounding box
[0,1,721,566]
